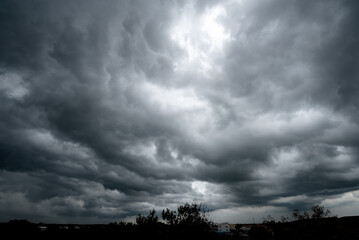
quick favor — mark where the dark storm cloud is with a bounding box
[0,0,359,223]
[0,0,212,222]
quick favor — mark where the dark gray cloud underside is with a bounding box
[0,0,359,223]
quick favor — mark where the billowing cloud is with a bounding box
[0,0,358,223]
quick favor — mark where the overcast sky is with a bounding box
[1,0,359,224]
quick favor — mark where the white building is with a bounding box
[213,222,230,233]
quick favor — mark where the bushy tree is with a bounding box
[177,203,209,226]
[262,214,276,224]
[162,203,210,227]
[136,209,158,226]
[162,208,178,225]
[292,205,335,220]
[311,204,333,219]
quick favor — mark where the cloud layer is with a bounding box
[0,0,359,223]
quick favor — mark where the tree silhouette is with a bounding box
[162,208,178,225]
[292,204,335,220]
[162,203,210,227]
[262,214,276,224]
[136,209,159,226]
[310,204,333,219]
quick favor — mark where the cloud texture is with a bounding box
[0,0,359,223]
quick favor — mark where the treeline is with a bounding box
[1,203,359,240]
[254,205,359,240]
[0,203,222,240]
[122,203,217,240]
[262,204,337,224]
[264,216,359,240]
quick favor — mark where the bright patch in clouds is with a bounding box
[0,71,29,99]
[202,6,231,50]
[191,181,207,195]
[142,82,207,112]
[170,4,230,73]
[1,0,359,224]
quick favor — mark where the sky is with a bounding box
[0,0,359,224]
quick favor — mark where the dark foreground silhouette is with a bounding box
[1,204,359,240]
[2,216,359,240]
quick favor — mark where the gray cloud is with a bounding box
[0,0,359,223]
